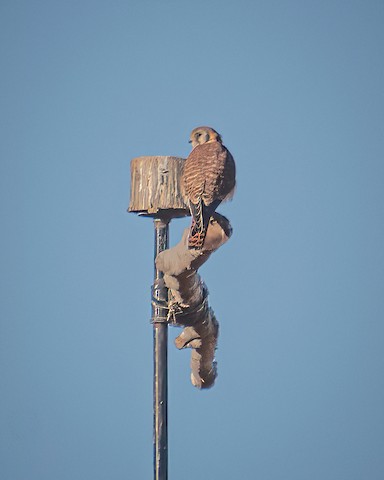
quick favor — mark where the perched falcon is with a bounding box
[183,126,236,249]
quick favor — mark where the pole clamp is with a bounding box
[151,278,169,324]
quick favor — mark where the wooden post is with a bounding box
[129,156,188,480]
[128,156,189,217]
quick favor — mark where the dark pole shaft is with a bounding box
[152,218,169,480]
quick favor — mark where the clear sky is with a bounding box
[1,1,384,479]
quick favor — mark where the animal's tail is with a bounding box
[188,199,220,250]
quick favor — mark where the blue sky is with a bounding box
[1,1,384,479]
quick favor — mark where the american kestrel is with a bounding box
[183,126,236,249]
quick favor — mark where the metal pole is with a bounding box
[152,217,169,480]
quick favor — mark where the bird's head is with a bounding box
[189,126,222,148]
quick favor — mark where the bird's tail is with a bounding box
[188,199,220,250]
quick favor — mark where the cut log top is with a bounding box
[128,156,190,217]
